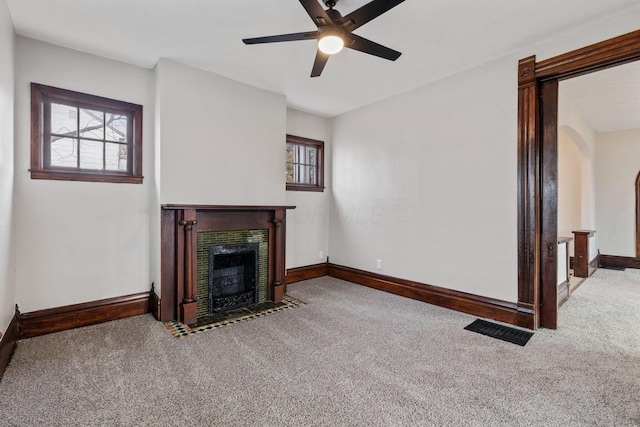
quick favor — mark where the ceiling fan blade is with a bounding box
[311,50,330,77]
[243,31,318,44]
[299,0,332,27]
[337,0,406,31]
[345,34,401,61]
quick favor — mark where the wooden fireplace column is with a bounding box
[179,209,197,324]
[160,205,295,323]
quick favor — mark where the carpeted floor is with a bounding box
[0,269,639,426]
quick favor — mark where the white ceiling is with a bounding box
[561,61,640,133]
[6,0,640,118]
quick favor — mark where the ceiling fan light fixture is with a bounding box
[318,34,344,55]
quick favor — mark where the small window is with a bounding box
[286,134,324,192]
[30,83,143,184]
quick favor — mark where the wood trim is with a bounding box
[539,78,559,329]
[286,263,329,284]
[162,204,296,211]
[150,285,161,320]
[636,172,640,258]
[589,256,599,275]
[29,169,143,184]
[19,292,151,339]
[286,134,325,192]
[0,308,19,381]
[518,29,640,330]
[179,209,197,325]
[328,264,533,329]
[273,209,287,301]
[517,55,540,328]
[599,254,640,269]
[572,230,596,278]
[536,29,640,80]
[160,208,176,322]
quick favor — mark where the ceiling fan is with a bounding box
[242,0,406,77]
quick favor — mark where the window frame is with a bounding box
[285,134,324,192]
[30,83,143,184]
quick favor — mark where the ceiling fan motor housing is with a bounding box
[323,0,339,9]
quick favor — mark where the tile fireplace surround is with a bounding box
[160,205,295,324]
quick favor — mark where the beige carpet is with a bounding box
[0,269,639,426]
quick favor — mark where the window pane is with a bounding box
[50,137,77,167]
[79,139,104,170]
[294,165,317,185]
[79,108,104,139]
[105,143,128,171]
[285,162,294,183]
[308,166,317,185]
[106,113,128,142]
[306,146,318,166]
[286,144,295,162]
[51,103,77,136]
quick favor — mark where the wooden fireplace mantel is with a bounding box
[160,204,295,323]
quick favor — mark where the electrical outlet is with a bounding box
[376,259,382,269]
[319,250,324,260]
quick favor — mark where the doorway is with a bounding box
[517,29,640,329]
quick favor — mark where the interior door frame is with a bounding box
[517,29,640,330]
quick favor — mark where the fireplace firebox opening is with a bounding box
[208,243,259,314]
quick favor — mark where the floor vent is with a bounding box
[464,319,533,346]
[600,265,626,271]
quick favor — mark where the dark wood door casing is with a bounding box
[517,29,640,329]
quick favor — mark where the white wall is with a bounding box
[0,0,15,334]
[330,55,518,301]
[285,108,330,269]
[558,131,582,242]
[155,59,286,206]
[595,128,640,256]
[328,11,640,304]
[558,88,598,232]
[13,37,155,312]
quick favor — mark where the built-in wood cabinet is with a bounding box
[572,230,596,278]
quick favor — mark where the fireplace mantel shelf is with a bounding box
[162,204,296,211]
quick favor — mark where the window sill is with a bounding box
[286,183,325,192]
[30,169,143,184]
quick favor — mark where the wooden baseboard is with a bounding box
[150,291,161,320]
[328,264,531,329]
[286,263,329,284]
[19,292,152,339]
[599,254,640,269]
[0,308,20,381]
[150,282,161,320]
[588,256,599,276]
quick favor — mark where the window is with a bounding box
[30,83,143,183]
[286,134,324,192]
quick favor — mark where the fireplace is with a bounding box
[160,205,294,324]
